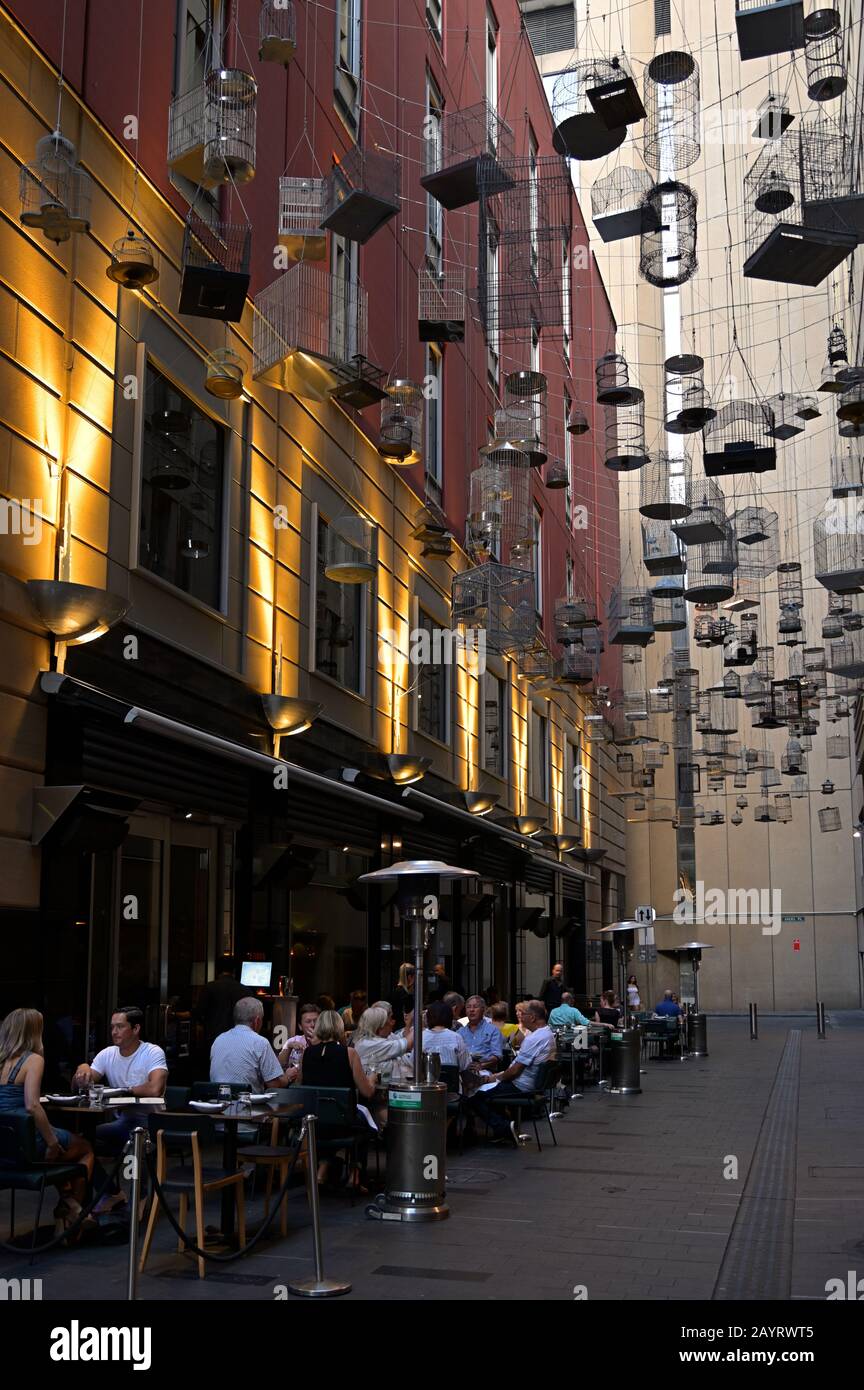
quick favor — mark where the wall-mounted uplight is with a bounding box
[463,790,498,816]
[27,580,129,672]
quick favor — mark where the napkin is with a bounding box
[107,1095,164,1105]
[188,1100,223,1110]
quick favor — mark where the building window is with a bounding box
[483,670,506,777]
[425,344,443,497]
[533,503,543,617]
[564,389,572,526]
[427,0,443,45]
[416,610,448,743]
[330,234,359,361]
[486,5,498,116]
[530,708,548,802]
[315,515,364,692]
[523,4,576,58]
[139,360,225,609]
[562,240,572,361]
[568,735,583,822]
[175,0,212,97]
[654,0,672,38]
[426,77,444,271]
[335,0,362,128]
[486,235,500,384]
[529,130,539,281]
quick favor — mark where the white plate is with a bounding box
[188,1100,224,1111]
[43,1094,81,1103]
[249,1093,275,1102]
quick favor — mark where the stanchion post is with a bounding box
[816,1001,826,1039]
[287,1115,351,1298]
[125,1127,146,1302]
[749,1002,758,1041]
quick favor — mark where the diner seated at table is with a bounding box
[0,1007,95,1230]
[549,992,594,1029]
[73,1006,167,1209]
[510,1000,530,1049]
[276,1001,320,1071]
[489,1002,521,1043]
[296,1011,376,1100]
[470,1000,556,1142]
[458,996,504,1069]
[594,990,623,1027]
[339,990,368,1030]
[350,1005,413,1078]
[442,992,467,1028]
[405,1000,474,1074]
[210,997,296,1089]
[654,991,683,1019]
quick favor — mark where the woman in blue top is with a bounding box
[0,1008,94,1227]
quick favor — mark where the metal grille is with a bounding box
[253,264,368,376]
[524,4,576,57]
[477,155,572,335]
[278,177,327,256]
[418,263,466,330]
[643,51,701,172]
[451,563,537,657]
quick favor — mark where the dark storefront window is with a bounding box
[484,671,506,776]
[417,609,448,742]
[289,849,370,1007]
[140,361,225,609]
[316,516,364,691]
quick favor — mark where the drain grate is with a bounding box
[373,1265,491,1283]
[713,1030,801,1302]
[156,1268,276,1285]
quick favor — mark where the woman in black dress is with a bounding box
[298,1011,375,1187]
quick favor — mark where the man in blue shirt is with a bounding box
[470,1000,555,1142]
[549,992,593,1029]
[654,991,683,1018]
[459,996,504,1070]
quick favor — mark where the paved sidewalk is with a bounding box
[2,1015,861,1301]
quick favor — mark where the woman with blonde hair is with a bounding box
[390,963,415,1031]
[0,1008,94,1229]
[295,1010,375,1189]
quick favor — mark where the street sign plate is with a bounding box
[634,905,656,924]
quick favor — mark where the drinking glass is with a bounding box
[238,1091,252,1114]
[217,1084,232,1107]
[89,1084,104,1107]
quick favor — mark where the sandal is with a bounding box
[54,1198,98,1245]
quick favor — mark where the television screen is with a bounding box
[240,961,272,989]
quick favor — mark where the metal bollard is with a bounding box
[749,1002,758,1040]
[816,1001,826,1039]
[126,1127,146,1302]
[287,1115,351,1298]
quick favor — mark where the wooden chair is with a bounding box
[139,1114,250,1279]
[237,1115,299,1237]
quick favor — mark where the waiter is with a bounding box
[538,961,566,1017]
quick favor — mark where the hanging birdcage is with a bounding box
[766,393,806,440]
[818,805,841,832]
[608,587,655,646]
[639,182,698,288]
[695,612,729,646]
[665,357,716,433]
[544,459,569,490]
[451,563,536,656]
[830,444,863,497]
[803,646,826,674]
[616,752,635,774]
[777,561,804,609]
[204,348,246,399]
[790,775,808,798]
[826,693,851,718]
[684,527,737,603]
[805,28,847,99]
[733,506,780,581]
[554,596,600,646]
[477,156,573,336]
[754,800,777,822]
[567,404,590,436]
[202,69,257,184]
[379,380,424,464]
[259,0,297,65]
[672,473,727,546]
[781,736,806,775]
[467,453,531,560]
[639,452,691,520]
[642,520,685,575]
[753,92,795,137]
[551,60,629,160]
[696,691,738,736]
[490,374,549,466]
[800,120,864,243]
[254,264,368,394]
[596,353,643,406]
[605,400,648,471]
[323,512,377,584]
[774,793,793,822]
[321,146,400,244]
[418,262,466,343]
[797,394,821,419]
[722,671,742,700]
[744,127,857,284]
[622,645,643,666]
[591,166,655,242]
[19,130,92,243]
[778,605,805,644]
[703,400,776,477]
[421,99,515,210]
[179,213,251,321]
[278,177,327,262]
[735,0,805,60]
[560,640,599,686]
[106,230,159,288]
[584,713,611,744]
[643,51,701,171]
[653,593,687,631]
[814,499,864,592]
[412,500,449,544]
[674,667,700,715]
[330,354,388,410]
[837,387,864,438]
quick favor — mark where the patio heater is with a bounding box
[593,921,642,1093]
[358,858,477,1222]
[674,941,714,1055]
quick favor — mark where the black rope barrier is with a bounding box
[0,1149,127,1256]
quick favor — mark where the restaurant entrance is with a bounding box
[87,813,229,1063]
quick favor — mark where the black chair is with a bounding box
[164,1085,191,1109]
[482,1061,559,1151]
[438,1064,469,1152]
[0,1110,89,1259]
[288,1086,368,1199]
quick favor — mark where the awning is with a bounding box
[40,672,422,823]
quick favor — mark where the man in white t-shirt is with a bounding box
[74,1006,168,1207]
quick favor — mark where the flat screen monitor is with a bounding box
[240,961,272,989]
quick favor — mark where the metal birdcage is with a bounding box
[803,646,826,674]
[202,69,257,184]
[818,805,841,832]
[323,512,377,584]
[106,230,159,288]
[467,453,532,560]
[608,587,655,646]
[259,0,297,65]
[253,264,368,390]
[551,60,629,160]
[639,182,698,288]
[805,28,847,99]
[560,640,599,686]
[179,213,251,321]
[799,121,864,242]
[650,569,684,598]
[554,596,600,642]
[766,393,806,440]
[204,347,245,400]
[703,400,776,477]
[696,691,738,735]
[642,519,685,575]
[777,560,804,609]
[451,563,536,656]
[321,146,400,244]
[652,593,687,630]
[380,380,424,464]
[605,400,648,471]
[744,128,857,284]
[837,387,864,438]
[489,371,549,466]
[19,130,92,243]
[828,633,864,677]
[672,473,727,546]
[567,403,590,436]
[733,505,779,579]
[596,352,644,406]
[830,444,863,498]
[643,51,701,172]
[278,177,327,262]
[684,528,737,604]
[418,262,466,343]
[753,92,795,137]
[477,156,572,335]
[545,459,569,490]
[774,792,793,822]
[814,498,864,592]
[735,0,805,60]
[420,99,515,210]
[665,356,716,433]
[778,604,804,640]
[639,451,691,519]
[591,166,655,242]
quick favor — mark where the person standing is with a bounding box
[627,975,641,1014]
[390,963,415,1030]
[194,956,253,1048]
[538,961,565,1017]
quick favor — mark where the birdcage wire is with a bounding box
[551,59,630,160]
[827,633,864,677]
[278,177,327,261]
[467,453,532,560]
[703,400,777,477]
[830,442,864,497]
[202,69,258,184]
[19,130,92,242]
[642,519,685,575]
[639,182,698,288]
[323,512,377,584]
[106,230,159,288]
[380,380,424,463]
[259,0,298,65]
[818,805,842,831]
[732,506,779,578]
[605,400,649,471]
[179,213,252,322]
[253,263,368,380]
[639,451,691,519]
[560,640,599,685]
[652,593,687,630]
[672,472,727,545]
[665,359,715,433]
[596,352,644,406]
[591,166,655,242]
[204,347,245,399]
[477,155,572,335]
[451,562,537,656]
[776,560,804,609]
[766,393,806,440]
[684,528,737,603]
[799,119,864,241]
[643,51,701,172]
[608,587,655,645]
[420,99,515,210]
[418,262,466,342]
[554,595,601,642]
[804,28,847,100]
[813,498,864,592]
[321,146,400,244]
